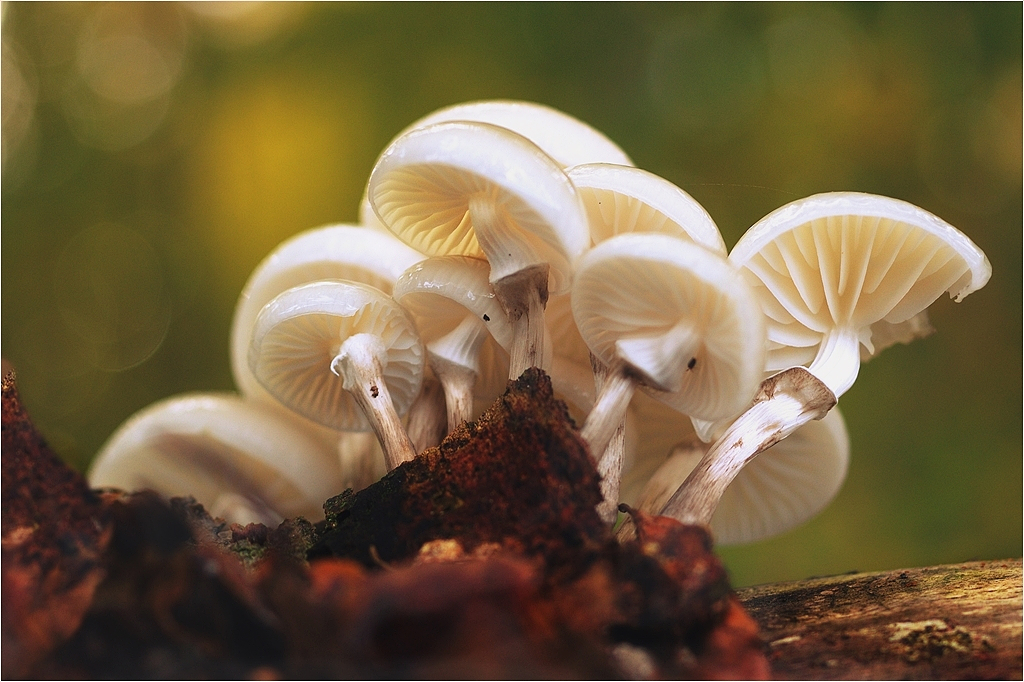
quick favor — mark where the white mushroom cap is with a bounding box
[248,280,423,433]
[573,233,766,421]
[636,408,849,545]
[392,255,512,428]
[231,224,424,403]
[567,163,727,254]
[730,192,991,396]
[88,393,344,524]
[393,99,634,169]
[366,120,589,296]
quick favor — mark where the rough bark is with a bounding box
[737,559,1023,680]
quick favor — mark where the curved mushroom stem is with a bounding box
[808,327,862,398]
[659,367,836,526]
[331,332,417,471]
[426,315,491,432]
[406,378,447,455]
[468,195,550,378]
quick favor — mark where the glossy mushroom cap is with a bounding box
[393,99,634,169]
[730,192,991,396]
[88,393,344,525]
[248,280,423,433]
[567,163,727,254]
[636,408,849,545]
[573,233,766,422]
[367,120,589,297]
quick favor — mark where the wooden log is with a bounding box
[737,559,1023,680]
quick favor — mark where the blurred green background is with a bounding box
[2,2,1020,587]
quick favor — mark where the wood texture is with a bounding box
[737,559,1023,680]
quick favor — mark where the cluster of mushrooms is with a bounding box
[89,100,991,547]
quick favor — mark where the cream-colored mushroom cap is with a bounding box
[730,192,991,396]
[231,224,423,401]
[395,99,634,169]
[393,256,512,402]
[367,120,589,296]
[249,280,423,432]
[568,163,726,254]
[637,408,849,545]
[573,233,766,422]
[88,393,344,524]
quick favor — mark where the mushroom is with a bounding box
[248,280,424,471]
[633,408,849,544]
[730,191,991,397]
[366,120,590,378]
[229,224,423,482]
[559,162,730,515]
[88,393,344,525]
[662,193,991,528]
[392,255,512,432]
[571,233,766,521]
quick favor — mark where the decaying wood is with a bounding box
[738,559,1023,680]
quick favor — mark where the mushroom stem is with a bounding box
[331,333,417,471]
[425,314,491,431]
[590,354,627,524]
[495,263,549,378]
[580,357,638,466]
[429,353,477,433]
[808,327,862,398]
[659,367,836,526]
[468,194,550,377]
[406,378,447,454]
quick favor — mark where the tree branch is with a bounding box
[737,559,1023,680]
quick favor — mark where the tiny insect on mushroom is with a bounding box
[631,408,849,545]
[392,255,512,433]
[87,393,345,525]
[248,280,424,472]
[571,233,767,522]
[366,120,590,379]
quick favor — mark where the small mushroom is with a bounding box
[248,280,424,471]
[367,120,590,378]
[633,408,849,544]
[230,224,422,483]
[231,224,423,405]
[571,233,766,520]
[392,255,512,432]
[88,393,344,525]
